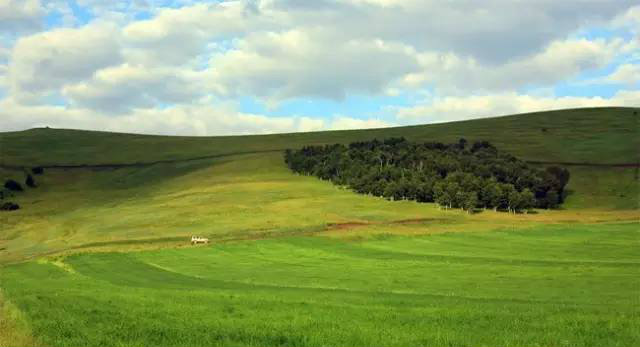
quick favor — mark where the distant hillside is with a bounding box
[1,107,638,166]
[0,107,638,265]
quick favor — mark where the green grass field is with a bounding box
[2,224,639,346]
[0,107,639,346]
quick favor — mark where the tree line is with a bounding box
[284,138,570,213]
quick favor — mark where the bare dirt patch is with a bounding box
[390,218,433,225]
[326,218,450,231]
[326,222,370,230]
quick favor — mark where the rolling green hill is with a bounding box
[0,107,639,347]
[1,107,638,166]
[0,106,638,264]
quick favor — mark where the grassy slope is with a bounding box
[1,107,638,166]
[0,290,35,347]
[0,106,638,261]
[0,107,639,346]
[1,224,638,346]
[1,150,638,264]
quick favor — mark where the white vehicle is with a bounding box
[190,236,210,245]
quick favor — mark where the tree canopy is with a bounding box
[4,179,23,192]
[284,138,569,213]
[25,174,36,188]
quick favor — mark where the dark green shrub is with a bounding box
[0,202,19,211]
[4,179,23,192]
[32,167,44,175]
[25,174,36,188]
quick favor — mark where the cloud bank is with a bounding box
[0,0,638,135]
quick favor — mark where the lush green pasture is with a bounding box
[1,223,638,347]
[1,107,638,166]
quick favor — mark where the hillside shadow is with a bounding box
[2,156,242,216]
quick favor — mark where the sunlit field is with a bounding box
[3,223,639,347]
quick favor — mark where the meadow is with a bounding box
[2,223,639,347]
[0,107,639,346]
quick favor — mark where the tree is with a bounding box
[462,192,478,214]
[500,184,517,213]
[383,181,400,200]
[0,202,19,211]
[471,140,497,154]
[544,190,559,209]
[434,181,451,209]
[25,174,36,188]
[519,188,535,213]
[546,166,570,202]
[508,190,522,213]
[415,176,435,202]
[445,182,460,209]
[371,179,386,197]
[454,191,467,209]
[458,138,468,150]
[284,138,570,213]
[399,177,417,200]
[4,180,23,192]
[481,179,502,211]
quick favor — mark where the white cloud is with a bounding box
[0,44,7,89]
[122,1,271,66]
[0,97,318,135]
[0,95,398,135]
[612,5,640,34]
[0,65,6,88]
[41,0,79,27]
[8,23,122,102]
[612,89,640,105]
[297,116,325,132]
[603,63,640,86]
[0,0,637,135]
[329,116,393,130]
[265,0,636,64]
[394,90,640,122]
[208,29,420,102]
[402,38,621,93]
[62,64,204,113]
[0,0,44,33]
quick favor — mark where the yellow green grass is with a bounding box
[0,290,36,347]
[1,151,638,264]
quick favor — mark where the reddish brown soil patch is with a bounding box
[390,218,432,224]
[326,217,449,231]
[326,222,370,230]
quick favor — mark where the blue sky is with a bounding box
[0,0,638,135]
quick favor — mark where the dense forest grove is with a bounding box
[285,138,570,213]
